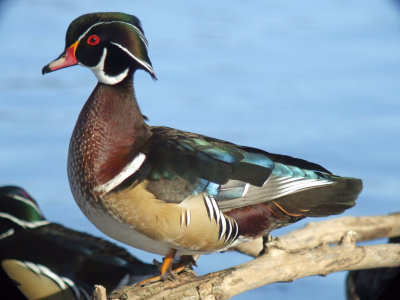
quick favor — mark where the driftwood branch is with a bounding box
[92,214,400,300]
[233,213,400,257]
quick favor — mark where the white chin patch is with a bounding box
[86,48,129,85]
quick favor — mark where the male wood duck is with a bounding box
[42,12,363,282]
[0,186,157,299]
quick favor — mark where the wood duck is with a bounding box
[0,186,157,299]
[42,12,363,282]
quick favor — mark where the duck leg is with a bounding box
[159,249,177,279]
[173,254,199,270]
[136,249,177,285]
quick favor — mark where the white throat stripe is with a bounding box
[94,153,146,194]
[86,47,129,85]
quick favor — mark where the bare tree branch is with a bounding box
[233,213,400,257]
[93,214,400,300]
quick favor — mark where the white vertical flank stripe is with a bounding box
[204,195,214,221]
[210,196,221,224]
[218,213,227,241]
[180,211,185,227]
[185,209,191,227]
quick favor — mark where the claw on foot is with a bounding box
[136,249,195,286]
[259,235,285,256]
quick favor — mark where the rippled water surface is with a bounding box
[1,0,399,299]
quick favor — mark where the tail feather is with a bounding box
[272,176,362,217]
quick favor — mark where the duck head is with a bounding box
[0,186,48,235]
[42,12,156,85]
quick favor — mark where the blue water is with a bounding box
[1,0,399,299]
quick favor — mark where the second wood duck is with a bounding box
[0,185,157,299]
[42,12,363,281]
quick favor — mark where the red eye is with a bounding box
[87,35,100,46]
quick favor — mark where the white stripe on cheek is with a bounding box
[85,47,129,85]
